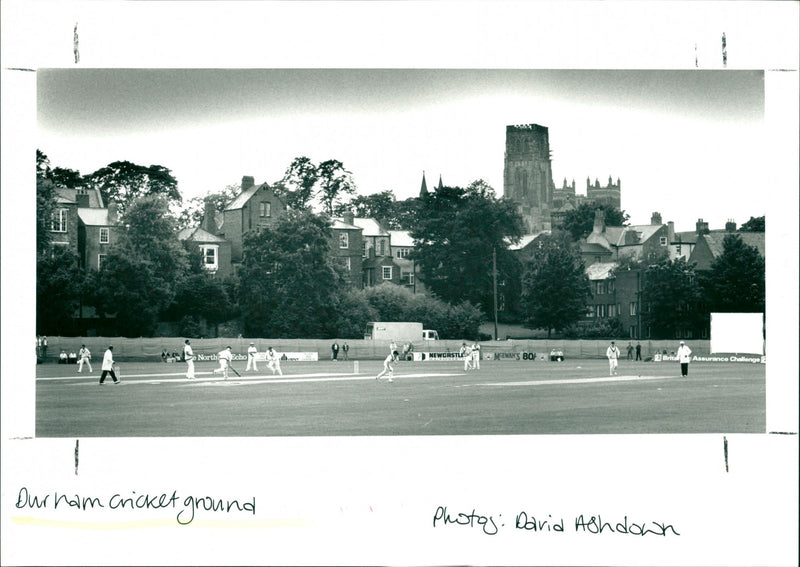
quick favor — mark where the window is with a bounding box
[596,304,606,318]
[339,232,349,249]
[660,236,668,246]
[259,202,271,218]
[99,228,109,244]
[586,305,595,318]
[396,248,410,258]
[607,280,615,293]
[608,304,616,317]
[363,241,368,257]
[50,209,68,232]
[596,281,605,294]
[401,270,414,285]
[200,245,219,271]
[97,254,107,269]
[630,302,638,316]
[378,239,386,256]
[629,326,637,338]
[382,266,392,280]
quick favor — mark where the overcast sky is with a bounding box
[38,68,764,232]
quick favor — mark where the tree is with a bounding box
[363,283,416,321]
[50,167,85,189]
[86,196,188,336]
[561,202,630,241]
[237,209,343,338]
[739,216,765,232]
[700,234,765,313]
[332,289,379,338]
[640,258,704,339]
[121,195,189,289]
[37,247,85,335]
[85,161,181,215]
[520,232,591,337]
[279,156,319,210]
[317,159,356,216]
[410,183,524,316]
[37,149,51,179]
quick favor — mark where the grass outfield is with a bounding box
[35,358,765,436]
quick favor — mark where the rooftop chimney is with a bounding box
[651,212,662,225]
[76,189,90,208]
[696,218,709,235]
[593,209,606,233]
[725,219,737,232]
[202,201,217,234]
[343,211,354,226]
[242,176,255,192]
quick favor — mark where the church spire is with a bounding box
[437,174,443,191]
[419,171,429,198]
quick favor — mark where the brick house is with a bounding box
[389,229,430,295]
[330,212,365,288]
[348,217,402,287]
[217,176,287,264]
[49,186,120,270]
[689,228,765,271]
[586,209,669,263]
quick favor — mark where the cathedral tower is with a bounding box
[503,124,555,233]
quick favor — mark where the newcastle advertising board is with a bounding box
[412,352,541,362]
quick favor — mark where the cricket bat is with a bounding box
[230,364,241,377]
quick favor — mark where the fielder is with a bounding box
[77,344,93,373]
[183,339,195,379]
[265,346,283,376]
[606,340,621,376]
[213,346,233,380]
[375,352,395,382]
[246,342,258,372]
[471,342,481,370]
[459,342,473,371]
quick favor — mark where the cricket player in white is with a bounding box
[183,339,195,379]
[246,342,258,372]
[460,342,473,371]
[77,345,92,373]
[376,352,394,382]
[471,342,481,370]
[213,346,233,380]
[389,340,399,362]
[265,347,283,376]
[606,340,621,375]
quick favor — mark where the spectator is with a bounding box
[331,342,339,361]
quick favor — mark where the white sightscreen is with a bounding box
[710,312,765,354]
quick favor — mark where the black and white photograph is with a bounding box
[2,2,798,566]
[33,68,769,437]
